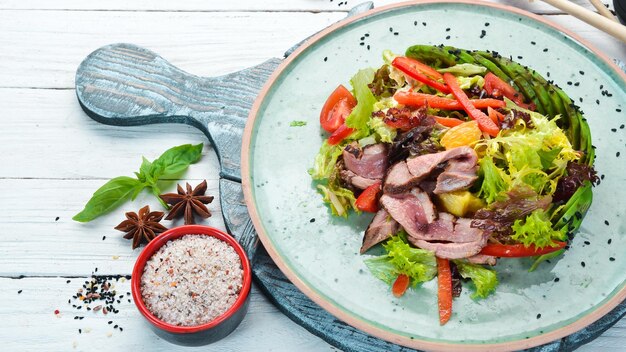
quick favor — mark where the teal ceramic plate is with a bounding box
[242,1,626,350]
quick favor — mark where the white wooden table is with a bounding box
[0,1,624,351]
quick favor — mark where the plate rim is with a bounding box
[241,1,626,350]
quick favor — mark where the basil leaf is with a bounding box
[73,177,143,222]
[149,143,203,180]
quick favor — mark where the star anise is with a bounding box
[114,205,168,249]
[159,180,214,225]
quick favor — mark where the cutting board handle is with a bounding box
[75,43,280,182]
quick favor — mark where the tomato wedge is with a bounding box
[480,241,567,257]
[320,85,357,133]
[484,72,534,110]
[355,181,382,213]
[394,91,506,110]
[443,73,500,137]
[436,258,452,326]
[327,123,355,145]
[435,116,465,128]
[392,57,450,93]
[392,274,410,298]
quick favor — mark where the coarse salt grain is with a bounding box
[141,235,243,326]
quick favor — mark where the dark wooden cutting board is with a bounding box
[75,38,625,352]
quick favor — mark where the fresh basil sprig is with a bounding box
[73,143,203,222]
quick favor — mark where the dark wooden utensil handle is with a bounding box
[75,43,280,182]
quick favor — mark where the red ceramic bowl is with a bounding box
[131,225,252,346]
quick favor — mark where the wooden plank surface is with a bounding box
[0,0,614,13]
[0,8,624,89]
[1,0,624,351]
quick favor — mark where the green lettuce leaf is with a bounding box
[364,232,437,286]
[368,116,397,143]
[345,68,377,140]
[438,63,487,76]
[511,209,568,248]
[454,261,498,299]
[456,75,484,90]
[308,141,344,180]
[317,184,357,218]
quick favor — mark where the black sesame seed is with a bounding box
[554,277,560,282]
[66,280,71,283]
[364,33,369,37]
[422,22,427,26]
[55,216,59,221]
[517,56,523,59]
[108,321,113,324]
[114,325,118,329]
[485,22,490,26]
[446,27,451,32]
[616,108,622,112]
[581,261,586,268]
[609,257,615,261]
[537,314,541,319]
[579,70,585,75]
[574,82,580,86]
[608,238,612,244]
[446,35,450,40]
[389,27,393,32]
[78,329,82,334]
[414,21,417,26]
[309,218,315,223]
[17,290,22,294]
[612,128,617,132]
[359,42,364,46]
[543,48,548,52]
[584,241,590,245]
[480,30,486,39]
[567,81,572,85]
[621,124,625,129]
[617,152,621,157]
[579,97,583,103]
[393,32,399,36]
[596,99,600,105]
[531,41,536,45]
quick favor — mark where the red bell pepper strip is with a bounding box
[443,73,500,137]
[327,124,354,145]
[436,257,452,326]
[392,57,450,94]
[487,106,505,125]
[394,91,506,110]
[355,181,382,213]
[435,116,465,128]
[479,241,567,257]
[391,274,410,298]
[484,72,535,110]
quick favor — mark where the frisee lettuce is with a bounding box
[364,232,437,286]
[454,261,498,299]
[511,209,567,249]
[475,99,581,202]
